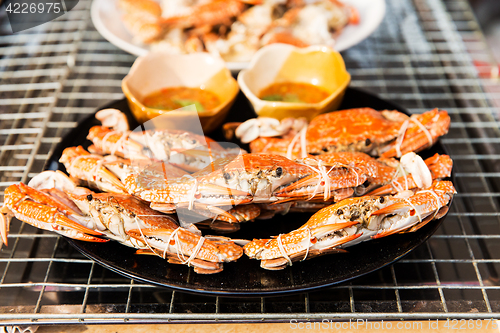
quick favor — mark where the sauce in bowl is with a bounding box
[142,87,221,112]
[258,82,330,103]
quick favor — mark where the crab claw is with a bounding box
[425,153,453,179]
[259,231,362,270]
[95,108,129,132]
[136,246,225,274]
[275,169,367,199]
[370,181,456,238]
[197,183,253,203]
[96,166,129,193]
[235,117,299,143]
[28,170,77,193]
[52,213,103,236]
[400,152,432,189]
[1,183,107,244]
[257,229,362,270]
[381,109,450,158]
[366,154,453,196]
[244,220,360,264]
[128,226,243,263]
[59,146,128,194]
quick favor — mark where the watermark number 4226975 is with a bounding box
[6,2,62,14]
[2,0,79,33]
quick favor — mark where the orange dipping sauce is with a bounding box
[258,82,330,103]
[142,87,221,112]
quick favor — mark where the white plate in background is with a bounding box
[91,0,386,71]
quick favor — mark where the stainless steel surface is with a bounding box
[1,0,500,325]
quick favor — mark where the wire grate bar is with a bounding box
[1,0,500,323]
[0,280,455,292]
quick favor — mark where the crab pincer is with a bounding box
[59,146,128,194]
[244,221,361,270]
[370,180,456,238]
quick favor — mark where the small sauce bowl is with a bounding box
[122,51,239,133]
[238,44,351,120]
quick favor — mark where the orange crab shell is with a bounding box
[249,108,450,159]
[306,108,408,154]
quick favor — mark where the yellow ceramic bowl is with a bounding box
[238,44,351,120]
[122,52,239,133]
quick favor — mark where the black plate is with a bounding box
[46,88,449,297]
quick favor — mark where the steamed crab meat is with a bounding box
[118,0,165,43]
[262,0,352,48]
[117,0,357,62]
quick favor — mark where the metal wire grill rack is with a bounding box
[0,0,500,325]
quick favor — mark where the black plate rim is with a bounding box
[46,87,450,297]
[66,222,444,297]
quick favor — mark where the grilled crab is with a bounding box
[244,180,456,270]
[68,191,243,274]
[0,171,243,274]
[87,109,244,172]
[275,152,453,201]
[0,180,107,247]
[237,108,450,159]
[59,146,254,227]
[119,153,314,208]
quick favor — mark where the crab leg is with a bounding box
[1,184,107,246]
[127,227,243,274]
[15,182,82,216]
[175,202,241,223]
[59,146,128,194]
[216,204,261,223]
